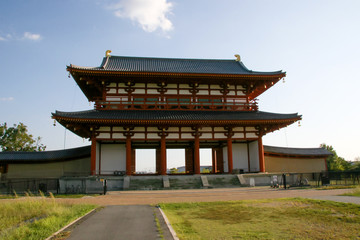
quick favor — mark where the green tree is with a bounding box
[169,168,179,174]
[320,144,351,171]
[350,157,360,171]
[0,122,46,152]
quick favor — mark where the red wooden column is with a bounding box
[211,148,217,173]
[225,128,234,174]
[160,133,167,175]
[90,136,97,175]
[194,134,200,174]
[185,148,194,174]
[126,135,132,175]
[156,149,161,174]
[227,137,233,173]
[258,135,265,172]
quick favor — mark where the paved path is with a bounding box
[66,205,166,240]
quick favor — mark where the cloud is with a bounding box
[110,0,173,33]
[0,32,42,41]
[23,32,42,41]
[0,97,14,101]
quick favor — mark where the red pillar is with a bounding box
[194,134,200,174]
[160,134,167,175]
[90,137,96,175]
[126,135,132,175]
[258,136,265,172]
[156,149,161,174]
[211,148,217,173]
[227,137,233,174]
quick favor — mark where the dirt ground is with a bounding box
[50,187,354,206]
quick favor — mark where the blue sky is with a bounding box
[1,0,360,170]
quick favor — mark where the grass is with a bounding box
[0,195,96,240]
[341,187,360,197]
[160,198,360,240]
[0,193,100,199]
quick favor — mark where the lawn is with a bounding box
[160,198,360,240]
[0,195,96,240]
[341,187,360,197]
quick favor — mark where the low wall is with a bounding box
[58,173,311,193]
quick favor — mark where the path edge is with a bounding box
[44,208,97,240]
[158,206,179,240]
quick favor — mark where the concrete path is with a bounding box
[66,205,169,240]
[307,195,360,204]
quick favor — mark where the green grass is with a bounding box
[0,196,96,240]
[0,193,100,199]
[341,187,360,197]
[160,198,360,240]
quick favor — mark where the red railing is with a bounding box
[95,97,258,111]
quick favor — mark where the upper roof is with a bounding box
[68,55,285,76]
[264,145,332,157]
[0,146,90,163]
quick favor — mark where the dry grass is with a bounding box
[160,198,360,240]
[0,195,96,240]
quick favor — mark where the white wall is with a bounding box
[232,143,249,172]
[100,144,126,174]
[249,141,260,172]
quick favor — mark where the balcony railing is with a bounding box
[95,97,258,111]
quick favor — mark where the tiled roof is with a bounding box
[0,146,90,163]
[52,110,300,122]
[264,145,332,156]
[69,56,284,76]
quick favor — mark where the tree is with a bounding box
[0,122,46,152]
[320,144,351,171]
[169,168,179,174]
[350,157,360,171]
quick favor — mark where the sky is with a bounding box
[1,0,360,171]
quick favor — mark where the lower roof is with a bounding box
[52,110,300,123]
[0,145,330,163]
[0,146,90,163]
[264,145,332,157]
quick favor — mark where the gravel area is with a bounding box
[50,187,356,206]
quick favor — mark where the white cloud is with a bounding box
[0,36,6,41]
[110,0,173,33]
[23,32,42,41]
[0,97,14,101]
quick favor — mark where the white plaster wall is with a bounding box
[249,141,260,172]
[100,144,126,174]
[232,143,249,171]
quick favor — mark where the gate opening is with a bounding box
[135,149,156,174]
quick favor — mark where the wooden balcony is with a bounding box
[94,98,258,111]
